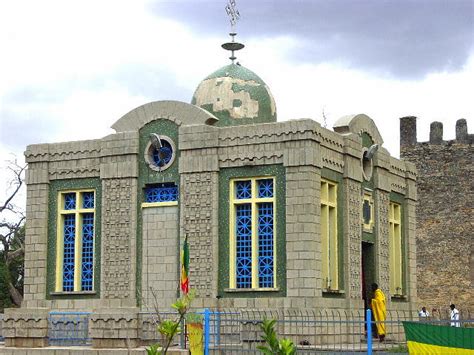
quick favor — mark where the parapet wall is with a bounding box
[400,117,473,147]
[399,117,473,312]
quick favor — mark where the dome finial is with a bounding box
[222,0,244,64]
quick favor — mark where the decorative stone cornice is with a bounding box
[333,113,384,146]
[49,167,100,180]
[220,152,284,164]
[391,182,407,194]
[111,100,219,132]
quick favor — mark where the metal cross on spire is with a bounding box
[222,0,244,63]
[225,0,240,31]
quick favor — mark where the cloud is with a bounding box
[152,0,474,78]
[0,0,472,210]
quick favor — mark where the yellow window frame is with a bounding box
[389,202,403,295]
[229,177,277,290]
[55,189,96,292]
[321,178,339,290]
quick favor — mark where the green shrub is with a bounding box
[257,319,296,355]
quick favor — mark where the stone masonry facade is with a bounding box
[142,206,179,309]
[2,100,418,348]
[400,117,473,312]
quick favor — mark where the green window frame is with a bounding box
[229,177,276,290]
[218,165,286,298]
[55,189,96,293]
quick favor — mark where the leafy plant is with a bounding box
[146,343,161,355]
[158,319,181,340]
[146,289,196,355]
[257,319,296,355]
[185,312,203,324]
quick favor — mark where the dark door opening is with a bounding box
[362,242,376,338]
[361,242,375,305]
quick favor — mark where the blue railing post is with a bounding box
[366,309,372,355]
[216,311,221,346]
[204,308,211,355]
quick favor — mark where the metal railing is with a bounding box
[194,309,414,354]
[15,308,472,351]
[48,311,91,346]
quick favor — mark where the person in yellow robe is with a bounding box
[371,283,386,341]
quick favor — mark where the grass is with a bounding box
[386,344,408,353]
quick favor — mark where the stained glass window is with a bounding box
[231,178,275,289]
[152,140,173,167]
[82,192,94,209]
[236,204,252,288]
[145,183,178,203]
[57,190,95,292]
[236,180,252,199]
[258,203,274,288]
[258,179,274,198]
[81,213,94,291]
[64,193,76,210]
[62,215,76,292]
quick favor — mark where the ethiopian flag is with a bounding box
[180,235,189,294]
[403,321,474,354]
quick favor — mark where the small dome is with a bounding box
[191,64,277,126]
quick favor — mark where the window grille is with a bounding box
[62,215,76,292]
[236,180,252,199]
[258,202,274,288]
[236,204,252,288]
[81,213,94,291]
[144,183,178,203]
[230,177,275,289]
[64,193,76,210]
[258,179,274,198]
[57,190,95,293]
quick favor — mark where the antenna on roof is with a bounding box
[222,0,244,64]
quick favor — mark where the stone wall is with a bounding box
[180,171,219,301]
[101,178,138,305]
[400,117,474,311]
[141,206,179,309]
[285,165,320,307]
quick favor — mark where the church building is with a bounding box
[3,36,418,348]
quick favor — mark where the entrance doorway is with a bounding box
[362,241,376,337]
[361,241,375,306]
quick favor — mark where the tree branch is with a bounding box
[7,247,25,264]
[8,281,23,307]
[0,161,26,213]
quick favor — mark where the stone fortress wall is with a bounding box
[400,117,473,312]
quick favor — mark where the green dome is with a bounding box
[191,64,277,126]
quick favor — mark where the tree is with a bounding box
[0,159,26,310]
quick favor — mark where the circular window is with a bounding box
[145,135,176,171]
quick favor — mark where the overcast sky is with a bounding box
[0,0,473,209]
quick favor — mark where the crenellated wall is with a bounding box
[400,117,473,312]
